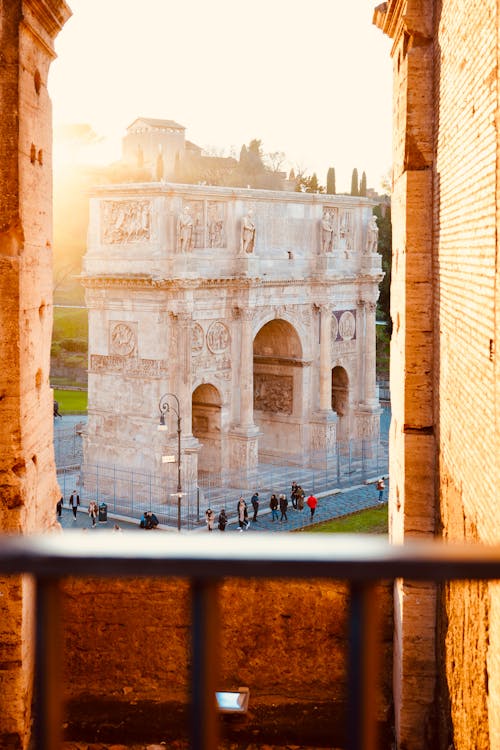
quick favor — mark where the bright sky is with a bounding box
[49,0,393,193]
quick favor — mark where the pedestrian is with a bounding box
[296,486,305,512]
[205,508,215,531]
[291,481,298,509]
[218,509,228,531]
[270,493,279,522]
[69,490,80,520]
[306,493,318,521]
[237,497,249,531]
[251,492,260,522]
[279,493,288,522]
[56,496,63,517]
[376,477,385,503]
[88,500,98,528]
[112,524,122,532]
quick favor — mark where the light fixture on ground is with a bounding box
[158,392,183,532]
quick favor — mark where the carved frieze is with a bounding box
[192,323,204,355]
[254,373,293,415]
[207,201,226,248]
[331,310,356,343]
[109,322,137,357]
[206,321,230,353]
[192,352,231,372]
[102,200,151,244]
[338,311,356,340]
[90,354,168,378]
[311,423,336,452]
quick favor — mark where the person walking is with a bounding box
[56,496,63,517]
[88,500,98,528]
[296,486,305,512]
[69,490,80,520]
[205,508,215,531]
[237,497,249,531]
[270,493,279,522]
[291,481,298,509]
[218,509,228,531]
[376,478,385,503]
[251,492,260,522]
[279,493,288,522]
[306,493,318,522]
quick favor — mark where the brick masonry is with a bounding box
[375,0,500,748]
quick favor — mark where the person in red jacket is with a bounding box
[306,493,318,522]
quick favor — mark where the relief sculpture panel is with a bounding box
[102,200,151,244]
[207,201,225,248]
[254,374,293,415]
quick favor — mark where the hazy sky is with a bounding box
[49,0,393,192]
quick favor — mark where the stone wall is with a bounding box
[61,577,394,744]
[375,0,500,748]
[0,2,71,748]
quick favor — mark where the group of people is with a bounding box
[204,482,319,532]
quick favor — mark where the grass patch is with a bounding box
[301,504,388,534]
[53,389,87,414]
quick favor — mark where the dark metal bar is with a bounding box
[3,535,500,582]
[35,576,63,750]
[191,578,220,750]
[348,582,380,750]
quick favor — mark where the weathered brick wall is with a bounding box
[0,2,71,747]
[434,1,499,748]
[376,0,500,747]
[61,577,393,740]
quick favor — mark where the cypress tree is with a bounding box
[350,168,359,196]
[326,167,336,194]
[360,171,367,196]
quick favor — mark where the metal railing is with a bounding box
[1,534,500,749]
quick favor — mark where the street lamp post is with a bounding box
[158,392,182,532]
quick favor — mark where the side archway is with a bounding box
[332,365,350,443]
[192,383,222,474]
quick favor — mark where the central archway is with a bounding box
[253,319,304,462]
[192,383,222,474]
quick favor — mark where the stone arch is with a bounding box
[192,383,222,474]
[253,318,305,461]
[332,365,350,442]
[252,308,311,361]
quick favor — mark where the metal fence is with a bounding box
[2,533,500,750]
[55,435,388,530]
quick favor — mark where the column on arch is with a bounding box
[319,304,333,411]
[363,301,378,406]
[173,311,193,438]
[239,307,255,429]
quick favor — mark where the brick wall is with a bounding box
[376,0,500,747]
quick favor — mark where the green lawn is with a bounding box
[299,505,388,534]
[53,389,87,414]
[52,307,88,340]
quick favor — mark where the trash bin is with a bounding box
[98,502,107,522]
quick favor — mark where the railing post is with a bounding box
[348,582,380,750]
[35,576,63,750]
[191,578,220,750]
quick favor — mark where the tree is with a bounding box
[326,167,336,194]
[359,171,367,197]
[350,168,359,196]
[265,150,286,173]
[373,203,392,332]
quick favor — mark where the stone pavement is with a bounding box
[56,478,388,535]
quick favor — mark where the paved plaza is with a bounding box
[54,408,389,535]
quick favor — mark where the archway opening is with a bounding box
[253,319,303,462]
[192,383,221,475]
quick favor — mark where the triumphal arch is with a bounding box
[82,183,383,487]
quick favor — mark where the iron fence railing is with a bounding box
[2,534,500,750]
[55,436,388,529]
